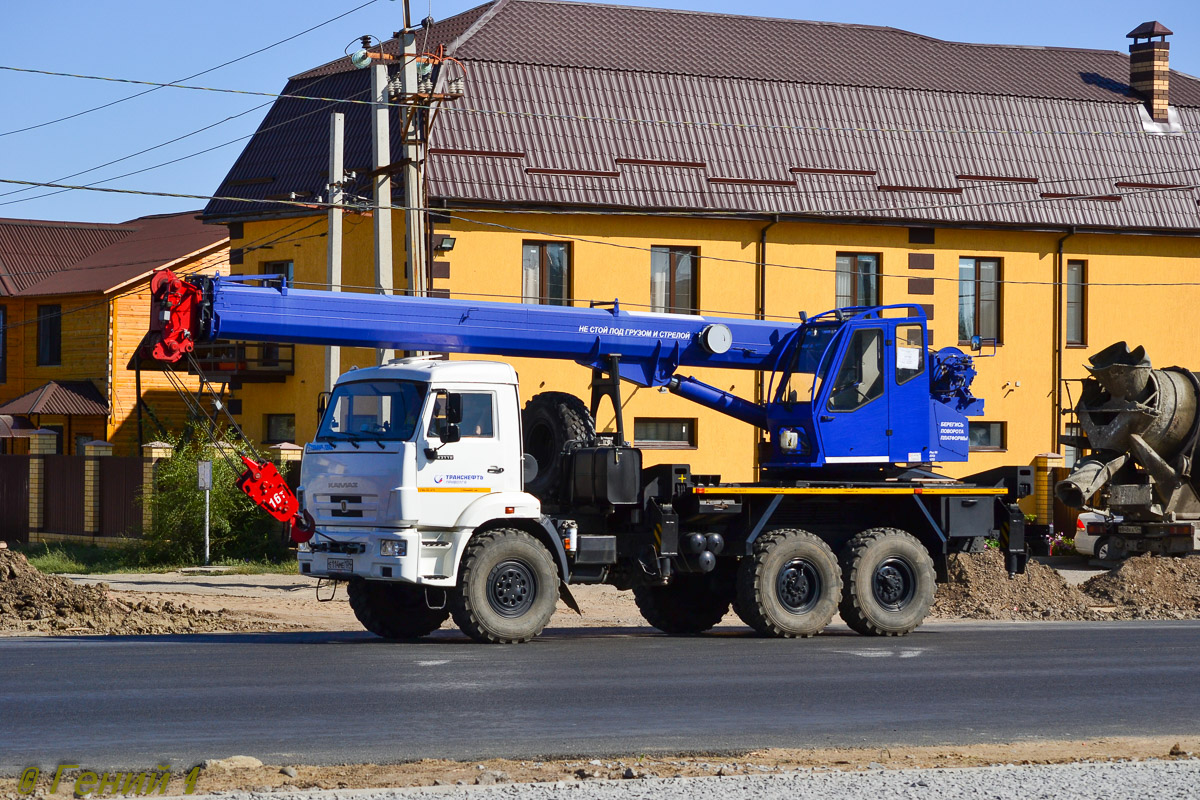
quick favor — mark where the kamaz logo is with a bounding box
[328,482,359,489]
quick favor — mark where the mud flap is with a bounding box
[559,581,582,615]
[999,502,1028,576]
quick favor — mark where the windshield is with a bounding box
[317,380,427,441]
[775,324,839,405]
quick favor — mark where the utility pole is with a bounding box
[371,55,395,365]
[325,111,345,395]
[399,29,428,301]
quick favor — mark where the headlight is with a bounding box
[297,540,312,553]
[379,540,406,557]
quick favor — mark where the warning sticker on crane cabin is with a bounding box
[577,325,694,340]
[939,420,968,443]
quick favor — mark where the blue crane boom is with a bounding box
[149,270,985,473]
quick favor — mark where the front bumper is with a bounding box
[298,529,428,584]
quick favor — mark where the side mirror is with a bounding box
[440,423,461,444]
[317,391,331,421]
[446,393,463,424]
[970,335,982,352]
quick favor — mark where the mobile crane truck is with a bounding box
[147,270,1028,643]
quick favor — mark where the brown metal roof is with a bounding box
[0,219,131,295]
[203,0,1200,232]
[0,212,227,298]
[0,381,109,417]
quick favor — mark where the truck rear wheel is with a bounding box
[838,528,936,636]
[735,529,840,637]
[347,578,450,640]
[633,569,732,634]
[451,528,559,643]
[522,392,595,501]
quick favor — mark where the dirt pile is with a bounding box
[0,550,278,635]
[1081,554,1200,620]
[931,549,1094,620]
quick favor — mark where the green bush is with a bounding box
[141,426,291,565]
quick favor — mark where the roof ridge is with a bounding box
[446,0,507,56]
[0,217,138,231]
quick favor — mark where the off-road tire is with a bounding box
[347,578,450,639]
[522,392,596,502]
[450,528,559,643]
[735,529,840,637]
[633,563,735,634]
[839,527,936,636]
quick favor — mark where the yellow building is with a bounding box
[203,2,1200,481]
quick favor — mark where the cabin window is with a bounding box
[895,324,925,385]
[1066,260,1087,346]
[969,421,1006,451]
[522,241,571,306]
[37,304,61,366]
[650,246,699,314]
[958,257,1002,344]
[835,253,880,307]
[827,328,885,412]
[634,418,696,449]
[429,392,495,438]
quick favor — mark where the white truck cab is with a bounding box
[296,357,543,591]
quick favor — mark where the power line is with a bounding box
[0,0,380,138]
[5,176,1200,289]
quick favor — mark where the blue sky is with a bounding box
[1,0,1196,223]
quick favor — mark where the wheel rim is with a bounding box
[873,557,916,611]
[487,560,537,618]
[776,558,821,614]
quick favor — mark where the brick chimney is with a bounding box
[1127,21,1173,122]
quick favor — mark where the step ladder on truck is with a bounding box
[146,269,1029,643]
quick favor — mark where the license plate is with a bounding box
[327,557,354,573]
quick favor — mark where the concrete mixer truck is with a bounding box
[1056,342,1200,559]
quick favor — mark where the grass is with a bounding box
[18,541,298,576]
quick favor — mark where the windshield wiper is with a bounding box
[318,432,360,449]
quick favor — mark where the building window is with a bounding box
[0,305,7,383]
[264,414,296,444]
[261,260,294,289]
[958,257,1001,344]
[650,246,698,314]
[968,421,1006,451]
[1066,260,1087,346]
[37,304,62,366]
[522,241,570,305]
[835,253,880,308]
[634,418,696,449]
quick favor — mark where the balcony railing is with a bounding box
[188,341,294,383]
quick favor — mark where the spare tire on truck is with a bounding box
[522,391,596,502]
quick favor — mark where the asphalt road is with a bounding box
[2,620,1199,771]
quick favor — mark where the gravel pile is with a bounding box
[931,549,1093,620]
[1081,554,1200,620]
[0,550,262,635]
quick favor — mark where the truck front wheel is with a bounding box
[347,578,450,639]
[451,528,559,643]
[838,528,936,636]
[735,529,840,637]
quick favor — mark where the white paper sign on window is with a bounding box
[897,346,921,370]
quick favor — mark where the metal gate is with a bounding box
[100,457,146,538]
[41,455,86,536]
[0,455,29,543]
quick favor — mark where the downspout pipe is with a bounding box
[755,216,781,477]
[1054,228,1076,451]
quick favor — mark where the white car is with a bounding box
[1074,512,1124,560]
